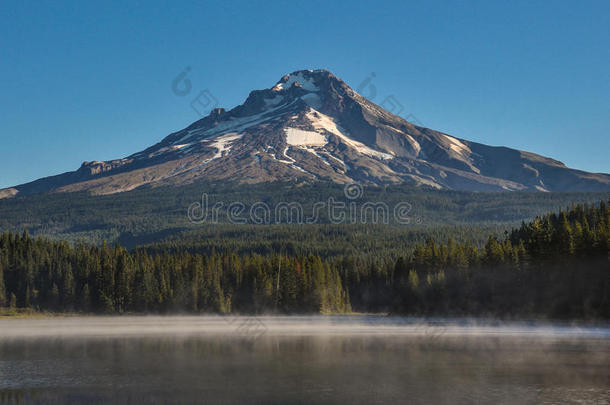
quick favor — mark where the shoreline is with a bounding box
[2,308,609,326]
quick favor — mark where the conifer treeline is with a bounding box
[390,201,609,318]
[0,238,350,314]
[0,201,608,318]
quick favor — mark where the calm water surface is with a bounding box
[0,316,609,404]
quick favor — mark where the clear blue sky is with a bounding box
[1,0,609,188]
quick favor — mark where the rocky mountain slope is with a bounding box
[2,69,609,198]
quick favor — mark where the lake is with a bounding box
[0,316,609,404]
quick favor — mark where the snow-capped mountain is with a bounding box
[2,69,609,198]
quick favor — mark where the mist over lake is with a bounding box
[1,316,609,404]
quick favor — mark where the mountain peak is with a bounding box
[2,69,609,198]
[272,69,335,92]
[281,69,334,80]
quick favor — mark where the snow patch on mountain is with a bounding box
[208,133,242,160]
[285,128,327,147]
[304,110,393,160]
[185,133,243,172]
[306,148,331,166]
[268,145,315,177]
[321,151,349,170]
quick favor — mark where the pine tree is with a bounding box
[558,211,574,255]
[484,236,504,264]
[62,263,75,310]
